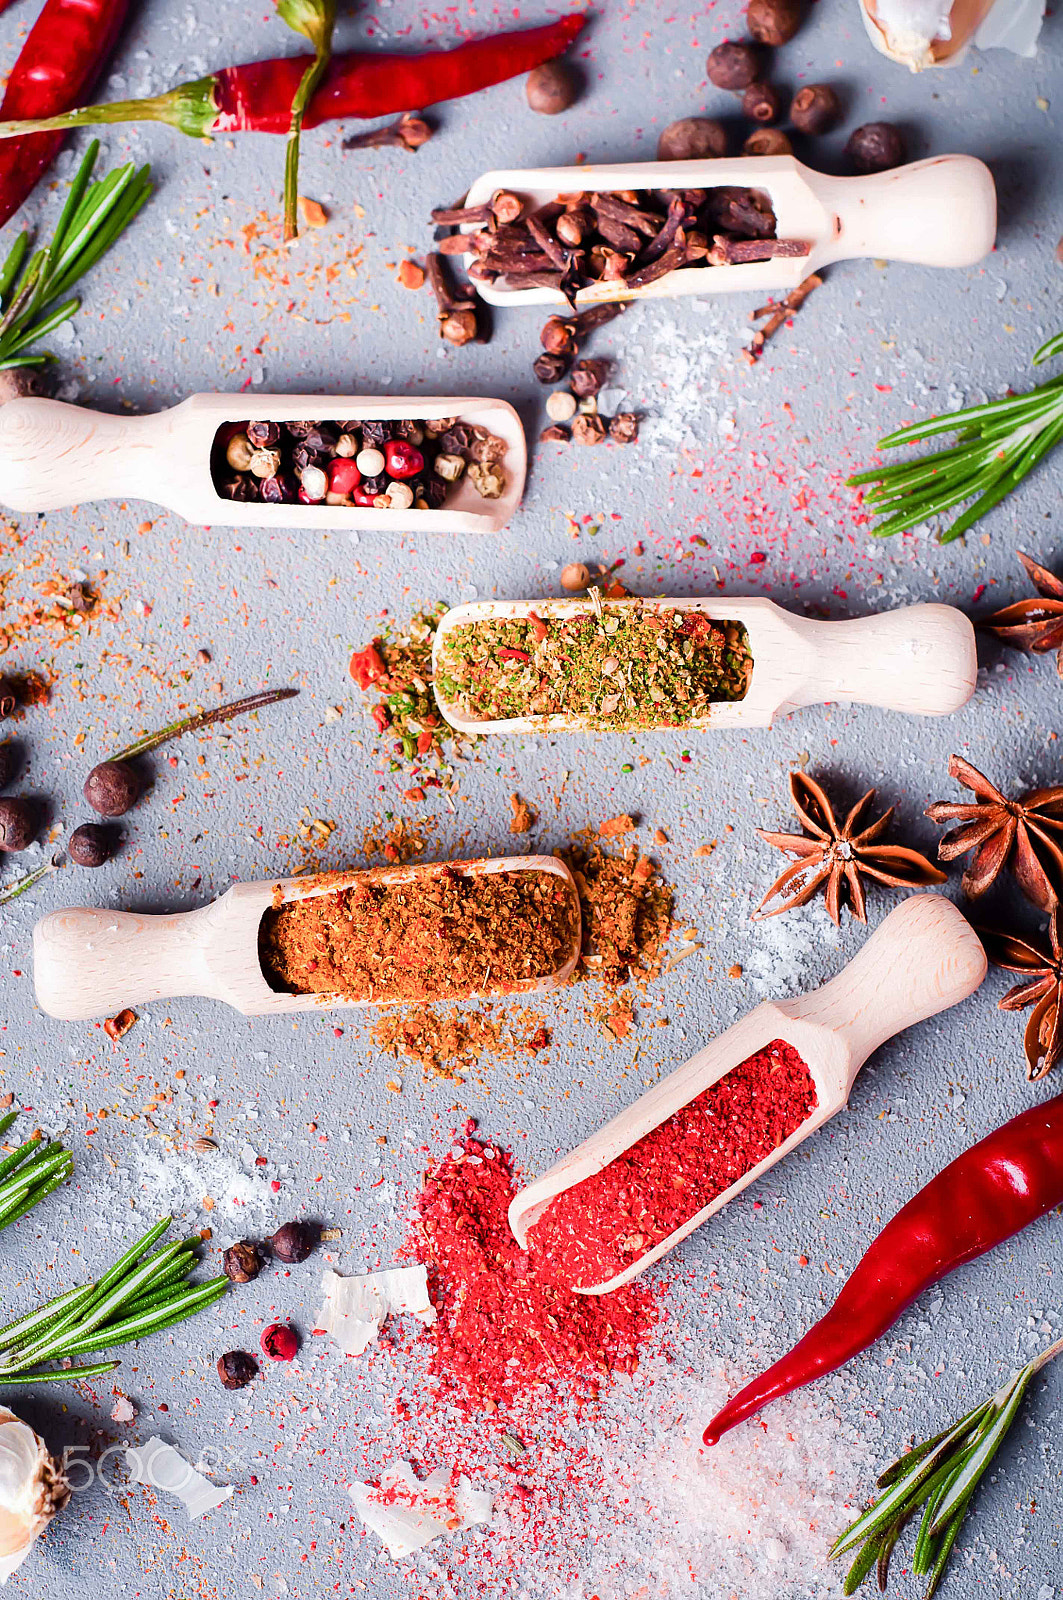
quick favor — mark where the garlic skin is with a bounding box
[0,1408,69,1584]
[859,0,1044,69]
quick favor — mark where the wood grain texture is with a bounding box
[508,895,987,1291]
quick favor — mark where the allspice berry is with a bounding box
[706,40,762,91]
[533,351,571,385]
[570,359,609,398]
[84,759,140,817]
[742,81,781,124]
[0,798,35,853]
[223,1240,263,1284]
[540,316,576,356]
[656,117,727,161]
[846,122,907,175]
[560,563,591,592]
[217,1350,258,1390]
[743,128,793,156]
[747,0,806,46]
[270,1220,315,1264]
[790,84,842,135]
[526,60,577,115]
[68,823,113,868]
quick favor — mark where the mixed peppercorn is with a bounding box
[212,417,507,508]
[435,603,753,727]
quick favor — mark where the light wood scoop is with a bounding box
[432,597,977,732]
[462,154,997,309]
[509,895,987,1292]
[33,855,579,1020]
[0,393,527,533]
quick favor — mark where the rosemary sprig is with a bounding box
[0,140,152,372]
[831,1330,1063,1597]
[0,856,59,906]
[0,1217,228,1382]
[0,1112,73,1233]
[111,685,299,762]
[849,330,1063,544]
[276,0,336,242]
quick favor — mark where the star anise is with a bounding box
[754,771,946,926]
[980,912,1063,1080]
[926,755,1063,913]
[982,551,1063,677]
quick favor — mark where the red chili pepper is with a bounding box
[527,611,548,643]
[497,648,530,662]
[0,15,585,141]
[349,643,386,688]
[0,0,131,227]
[703,1092,1063,1447]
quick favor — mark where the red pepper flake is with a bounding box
[103,1008,137,1044]
[527,611,548,643]
[349,643,387,688]
[415,730,434,755]
[598,814,635,840]
[403,786,426,803]
[497,647,530,662]
[371,703,391,733]
[529,1040,817,1288]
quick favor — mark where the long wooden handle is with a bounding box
[783,603,976,716]
[783,895,986,1077]
[0,398,166,512]
[812,154,996,268]
[33,905,216,1019]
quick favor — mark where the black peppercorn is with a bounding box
[0,797,34,852]
[418,477,447,509]
[223,1240,263,1284]
[0,743,14,791]
[360,420,394,446]
[360,472,388,498]
[260,473,297,504]
[656,117,727,161]
[533,351,571,385]
[270,1220,315,1263]
[570,358,610,398]
[438,425,476,455]
[302,424,338,454]
[846,122,907,174]
[742,81,781,124]
[84,759,140,817]
[291,444,327,473]
[743,128,793,156]
[790,83,842,135]
[525,60,577,115]
[540,424,569,443]
[246,420,281,447]
[284,421,316,439]
[609,413,639,444]
[68,823,113,867]
[706,40,762,91]
[747,0,806,46]
[217,1350,258,1390]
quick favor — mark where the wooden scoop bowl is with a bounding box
[432,597,977,733]
[462,154,996,309]
[509,895,986,1293]
[0,393,527,533]
[33,855,579,1020]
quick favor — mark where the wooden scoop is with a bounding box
[432,597,977,732]
[0,393,526,533]
[32,855,579,1020]
[509,895,987,1292]
[462,153,996,308]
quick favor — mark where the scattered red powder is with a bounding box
[529,1039,817,1289]
[414,1120,658,1407]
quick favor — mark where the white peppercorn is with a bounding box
[545,391,578,422]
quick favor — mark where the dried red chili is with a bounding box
[529,1040,817,1288]
[415,1121,658,1408]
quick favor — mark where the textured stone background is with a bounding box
[1,0,1061,1595]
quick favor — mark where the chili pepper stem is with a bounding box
[110,686,298,762]
[0,78,221,141]
[276,0,337,242]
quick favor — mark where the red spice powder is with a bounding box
[414,1120,658,1408]
[529,1039,817,1289]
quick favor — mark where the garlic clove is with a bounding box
[0,1408,68,1584]
[858,0,1043,69]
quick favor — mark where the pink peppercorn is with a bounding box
[384,440,424,480]
[329,458,362,496]
[261,1322,299,1361]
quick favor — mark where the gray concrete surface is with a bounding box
[1,0,1061,1595]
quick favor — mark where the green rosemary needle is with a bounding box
[0,1112,73,1233]
[849,330,1063,544]
[831,1329,1063,1598]
[0,1217,228,1382]
[0,140,152,372]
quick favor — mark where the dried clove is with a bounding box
[426,253,480,347]
[710,235,811,264]
[344,113,433,152]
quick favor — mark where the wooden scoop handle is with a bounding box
[811,154,996,269]
[783,895,986,1079]
[784,603,976,717]
[0,398,168,512]
[34,905,217,1019]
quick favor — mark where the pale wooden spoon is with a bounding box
[33,855,579,1020]
[0,394,526,533]
[462,153,996,309]
[432,597,977,732]
[509,895,986,1293]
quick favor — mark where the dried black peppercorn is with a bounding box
[570,358,610,398]
[540,424,569,443]
[743,128,793,156]
[291,444,328,473]
[609,413,639,444]
[223,1240,263,1284]
[302,424,338,454]
[284,421,316,439]
[68,822,113,867]
[260,473,297,504]
[271,1220,315,1263]
[706,40,762,91]
[747,0,806,46]
[0,797,34,852]
[846,122,907,174]
[221,474,257,501]
[657,117,727,161]
[360,472,388,498]
[84,760,140,817]
[246,420,281,447]
[418,477,448,509]
[217,1350,258,1390]
[0,678,16,719]
[742,82,782,125]
[360,420,394,446]
[438,425,476,456]
[533,351,571,385]
[790,83,842,135]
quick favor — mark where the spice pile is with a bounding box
[259,866,579,1002]
[565,833,674,992]
[349,604,460,782]
[529,1040,817,1288]
[372,1004,549,1083]
[213,416,507,508]
[435,603,753,726]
